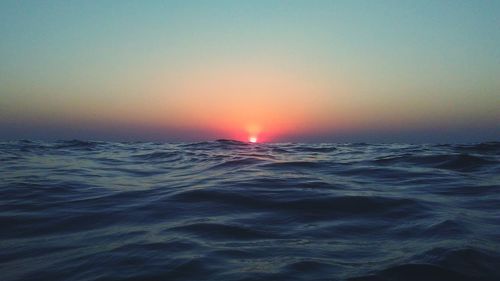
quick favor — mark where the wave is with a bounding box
[374,153,496,172]
[0,140,498,281]
[455,141,500,154]
[350,247,500,281]
[54,139,103,148]
[132,151,181,161]
[168,222,280,240]
[215,139,250,146]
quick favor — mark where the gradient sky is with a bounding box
[1,0,499,142]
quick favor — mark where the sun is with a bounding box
[249,136,257,143]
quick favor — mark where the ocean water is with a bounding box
[1,140,499,281]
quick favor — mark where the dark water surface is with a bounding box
[1,140,499,281]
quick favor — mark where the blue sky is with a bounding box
[1,0,499,142]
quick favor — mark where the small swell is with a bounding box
[420,219,470,238]
[53,139,102,150]
[168,222,280,240]
[293,145,337,153]
[434,154,496,171]
[351,264,471,281]
[215,139,250,146]
[455,142,500,154]
[351,247,500,281]
[132,151,181,161]
[172,189,426,219]
[275,196,426,218]
[262,161,325,169]
[180,139,250,150]
[209,158,264,169]
[374,153,496,171]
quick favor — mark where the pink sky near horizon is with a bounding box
[1,1,499,142]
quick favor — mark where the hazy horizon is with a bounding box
[1,0,499,143]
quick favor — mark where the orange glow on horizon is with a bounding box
[145,58,351,141]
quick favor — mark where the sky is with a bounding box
[0,0,499,143]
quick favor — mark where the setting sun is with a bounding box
[249,136,257,143]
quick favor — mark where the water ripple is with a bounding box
[0,141,499,281]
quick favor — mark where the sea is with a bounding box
[1,140,499,281]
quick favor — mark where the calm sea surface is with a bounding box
[1,140,499,281]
